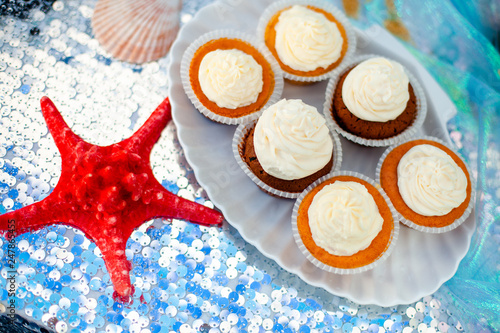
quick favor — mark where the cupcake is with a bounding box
[181,30,284,124]
[324,55,427,147]
[257,0,356,83]
[233,98,342,199]
[292,171,399,274]
[376,137,474,233]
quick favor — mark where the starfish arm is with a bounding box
[40,96,85,157]
[124,97,171,155]
[146,187,224,227]
[89,227,134,299]
[0,194,70,234]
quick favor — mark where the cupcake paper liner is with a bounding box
[323,54,428,147]
[232,118,343,199]
[256,0,357,83]
[375,135,476,233]
[291,170,400,275]
[180,29,284,125]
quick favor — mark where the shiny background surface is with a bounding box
[0,0,498,332]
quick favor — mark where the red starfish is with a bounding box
[0,96,224,300]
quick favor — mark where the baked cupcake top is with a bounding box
[273,5,344,72]
[308,180,383,256]
[397,144,468,216]
[181,30,284,125]
[342,57,410,122]
[198,49,264,109]
[253,99,333,180]
[258,0,355,82]
[324,54,427,147]
[292,173,398,272]
[377,138,473,232]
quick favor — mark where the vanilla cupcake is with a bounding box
[257,0,356,83]
[324,55,427,147]
[233,99,342,199]
[376,137,474,233]
[181,30,284,124]
[292,171,399,273]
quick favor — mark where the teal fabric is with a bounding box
[331,0,500,331]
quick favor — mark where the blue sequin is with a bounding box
[176,265,187,277]
[120,318,131,329]
[218,297,229,308]
[77,320,87,331]
[168,296,179,307]
[237,317,248,328]
[7,188,18,199]
[71,245,82,256]
[158,267,169,278]
[86,264,97,276]
[172,321,183,331]
[60,275,71,285]
[113,302,124,312]
[61,263,72,275]
[228,291,239,302]
[274,323,285,332]
[32,309,43,321]
[250,281,261,291]
[19,84,31,94]
[192,307,202,319]
[236,284,246,295]
[72,234,84,245]
[210,316,221,327]
[132,266,144,277]
[237,306,246,317]
[245,300,257,311]
[167,271,178,283]
[236,262,247,273]
[57,309,68,320]
[93,316,105,328]
[151,323,162,333]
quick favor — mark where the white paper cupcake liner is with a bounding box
[232,117,343,199]
[291,170,400,275]
[323,54,428,147]
[180,29,284,125]
[256,0,357,83]
[375,136,476,233]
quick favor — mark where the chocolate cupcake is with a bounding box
[376,137,474,233]
[324,55,427,147]
[233,99,342,199]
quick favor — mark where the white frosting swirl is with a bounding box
[274,5,343,72]
[397,144,468,216]
[198,49,263,109]
[342,57,410,122]
[308,181,384,256]
[253,99,333,180]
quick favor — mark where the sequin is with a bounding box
[0,1,492,333]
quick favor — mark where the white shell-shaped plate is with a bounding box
[168,0,475,306]
[92,0,181,64]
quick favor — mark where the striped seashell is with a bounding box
[91,0,181,64]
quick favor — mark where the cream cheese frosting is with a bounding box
[274,5,343,72]
[198,49,263,109]
[308,181,384,256]
[397,144,468,216]
[253,99,333,180]
[342,57,410,122]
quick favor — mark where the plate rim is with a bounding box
[167,0,474,306]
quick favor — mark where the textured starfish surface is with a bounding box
[0,96,224,300]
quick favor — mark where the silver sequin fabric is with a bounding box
[0,1,474,332]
